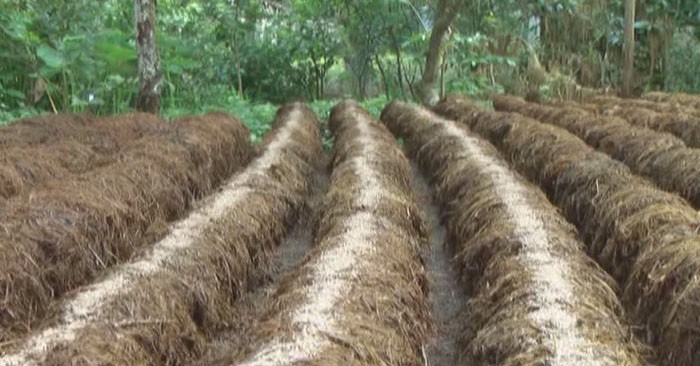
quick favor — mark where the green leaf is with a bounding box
[634,20,651,30]
[36,44,66,69]
[1,89,25,100]
[39,65,61,78]
[107,74,125,84]
[96,41,137,64]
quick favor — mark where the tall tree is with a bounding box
[135,0,162,113]
[622,0,636,97]
[416,0,463,105]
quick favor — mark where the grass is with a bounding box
[165,95,393,145]
[0,107,43,126]
[0,95,393,144]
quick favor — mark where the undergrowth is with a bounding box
[0,95,393,147]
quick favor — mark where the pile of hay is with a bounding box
[0,112,176,200]
[0,139,115,200]
[0,103,321,366]
[0,111,252,345]
[493,95,700,209]
[201,100,430,366]
[589,95,670,113]
[436,94,700,366]
[0,112,167,153]
[383,101,647,365]
[547,99,600,113]
[0,114,97,148]
[92,112,168,148]
[555,94,700,147]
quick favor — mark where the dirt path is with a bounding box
[272,153,330,275]
[197,153,330,364]
[410,162,467,366]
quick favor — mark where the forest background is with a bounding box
[1,0,698,140]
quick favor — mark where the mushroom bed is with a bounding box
[2,92,700,365]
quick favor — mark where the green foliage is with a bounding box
[2,0,699,125]
[163,93,277,143]
[665,28,700,93]
[0,107,42,126]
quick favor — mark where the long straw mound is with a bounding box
[643,91,700,110]
[384,101,646,365]
[200,100,430,366]
[0,103,320,366]
[0,112,166,151]
[0,114,97,147]
[0,113,173,200]
[579,96,700,148]
[92,112,168,148]
[435,94,700,365]
[0,112,251,345]
[586,95,697,115]
[493,95,700,208]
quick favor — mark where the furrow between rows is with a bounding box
[201,100,430,366]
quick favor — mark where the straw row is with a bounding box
[0,112,170,200]
[0,111,251,343]
[0,103,321,365]
[494,95,700,208]
[383,101,646,365]
[0,112,166,149]
[643,91,700,110]
[557,95,700,149]
[435,94,700,365]
[202,100,430,366]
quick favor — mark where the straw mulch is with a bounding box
[384,100,648,365]
[199,100,430,366]
[435,94,700,366]
[0,113,97,148]
[0,111,252,345]
[493,94,700,209]
[0,113,172,200]
[643,91,700,111]
[35,103,322,366]
[589,98,700,148]
[0,103,321,366]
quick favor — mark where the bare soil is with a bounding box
[410,162,467,366]
[274,154,330,274]
[195,153,330,364]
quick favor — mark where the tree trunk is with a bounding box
[135,0,162,114]
[395,50,407,100]
[389,28,406,100]
[416,0,462,105]
[622,0,635,97]
[234,1,244,98]
[375,54,391,99]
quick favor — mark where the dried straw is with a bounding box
[493,94,700,208]
[0,112,251,345]
[643,91,700,110]
[200,100,430,366]
[384,100,647,365]
[0,114,97,148]
[0,103,321,366]
[583,97,700,148]
[436,94,700,365]
[0,113,175,200]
